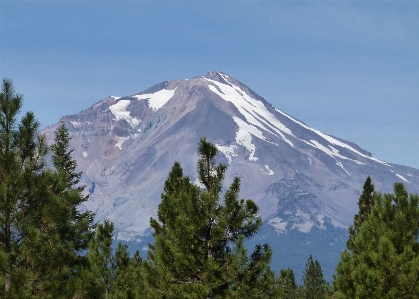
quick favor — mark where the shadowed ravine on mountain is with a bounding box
[40,71,419,280]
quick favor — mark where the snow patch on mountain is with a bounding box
[336,161,350,176]
[70,121,81,128]
[115,136,130,150]
[268,217,288,234]
[134,88,176,111]
[265,165,274,175]
[111,96,121,100]
[293,210,315,233]
[317,214,326,230]
[216,144,237,164]
[233,117,264,161]
[109,100,141,128]
[396,174,409,183]
[205,76,294,147]
[131,131,141,139]
[307,140,350,161]
[276,109,390,166]
[70,120,94,129]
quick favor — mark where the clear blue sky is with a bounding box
[1,1,418,169]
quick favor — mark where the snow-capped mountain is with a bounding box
[41,71,419,279]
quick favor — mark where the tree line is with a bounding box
[1,79,419,298]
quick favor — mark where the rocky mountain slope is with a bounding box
[41,71,419,279]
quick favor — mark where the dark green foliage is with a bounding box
[354,176,375,231]
[87,220,115,299]
[347,176,374,252]
[52,121,94,254]
[278,268,297,299]
[51,120,95,254]
[0,80,94,298]
[36,121,95,297]
[0,78,50,297]
[302,255,328,299]
[85,220,144,299]
[22,120,95,298]
[334,182,419,298]
[144,137,275,298]
[113,249,144,299]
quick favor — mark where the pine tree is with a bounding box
[0,79,50,298]
[18,121,95,298]
[330,177,375,299]
[87,220,115,299]
[347,176,374,252]
[0,80,95,298]
[278,268,297,299]
[229,243,279,299]
[131,251,147,299]
[144,137,274,299]
[333,182,419,298]
[50,120,95,260]
[112,246,144,299]
[302,255,327,299]
[84,220,144,299]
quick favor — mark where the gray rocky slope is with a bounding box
[41,71,419,279]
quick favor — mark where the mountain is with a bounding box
[40,71,419,280]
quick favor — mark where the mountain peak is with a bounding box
[40,72,419,242]
[39,71,419,280]
[204,70,230,82]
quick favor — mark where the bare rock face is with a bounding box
[41,71,419,277]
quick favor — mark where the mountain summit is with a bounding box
[41,71,419,277]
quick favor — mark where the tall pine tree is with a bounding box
[112,244,144,299]
[84,220,143,299]
[20,120,95,297]
[346,176,374,253]
[30,120,95,297]
[144,137,274,299]
[51,121,94,257]
[0,79,50,298]
[0,81,95,298]
[334,182,419,298]
[277,268,297,299]
[87,220,115,299]
[301,255,328,299]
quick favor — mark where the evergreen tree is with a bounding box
[50,120,95,265]
[87,220,115,299]
[131,251,147,299]
[0,80,97,298]
[278,268,298,299]
[144,137,274,299]
[229,243,278,299]
[302,255,327,299]
[84,220,144,299]
[16,121,95,298]
[347,176,374,252]
[0,79,50,298]
[334,182,419,298]
[112,247,145,299]
[278,268,297,299]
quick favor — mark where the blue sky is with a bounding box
[1,1,418,169]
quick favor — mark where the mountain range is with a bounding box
[40,71,419,280]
